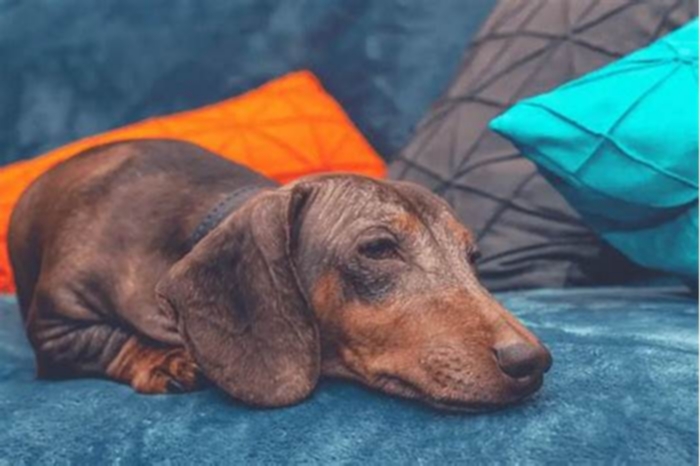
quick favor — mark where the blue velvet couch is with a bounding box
[1,1,697,464]
[1,289,697,464]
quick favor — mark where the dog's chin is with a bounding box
[322,362,544,412]
[372,373,544,413]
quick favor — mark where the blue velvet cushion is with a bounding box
[490,20,698,281]
[1,289,697,464]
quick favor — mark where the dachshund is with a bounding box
[8,139,551,411]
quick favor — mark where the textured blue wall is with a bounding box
[0,0,495,166]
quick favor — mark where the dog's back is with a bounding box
[9,139,276,319]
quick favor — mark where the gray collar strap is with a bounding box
[186,185,266,251]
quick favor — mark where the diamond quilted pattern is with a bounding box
[390,0,696,291]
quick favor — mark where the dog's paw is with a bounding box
[108,338,206,394]
[133,346,206,394]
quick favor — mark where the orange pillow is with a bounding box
[0,70,386,293]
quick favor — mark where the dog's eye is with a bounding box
[466,247,481,265]
[358,238,400,260]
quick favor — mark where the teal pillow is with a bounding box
[490,20,698,281]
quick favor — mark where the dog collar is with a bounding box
[186,185,267,251]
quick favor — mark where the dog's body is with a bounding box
[9,139,551,410]
[10,140,276,392]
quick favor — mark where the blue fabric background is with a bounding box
[0,0,495,166]
[1,289,697,464]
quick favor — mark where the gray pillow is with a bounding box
[389,0,697,291]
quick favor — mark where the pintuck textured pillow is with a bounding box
[491,20,698,280]
[389,0,697,291]
[0,70,386,293]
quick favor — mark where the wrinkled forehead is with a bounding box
[301,176,472,244]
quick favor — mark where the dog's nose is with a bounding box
[494,343,552,379]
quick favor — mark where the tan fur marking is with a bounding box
[107,336,202,394]
[392,212,422,235]
[311,272,344,318]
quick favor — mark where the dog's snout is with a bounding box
[494,343,552,379]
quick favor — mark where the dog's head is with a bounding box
[157,175,551,410]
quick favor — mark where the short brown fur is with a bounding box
[8,140,551,410]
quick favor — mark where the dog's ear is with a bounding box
[156,185,319,407]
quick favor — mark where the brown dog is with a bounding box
[8,139,551,410]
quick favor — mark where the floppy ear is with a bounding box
[156,186,319,407]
